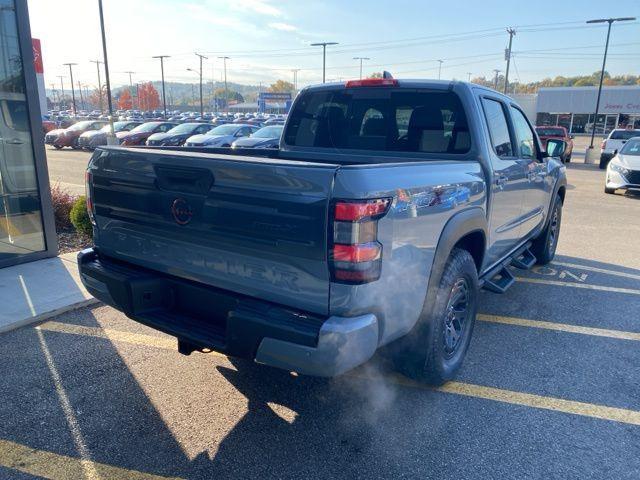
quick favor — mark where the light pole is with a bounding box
[124,70,135,109]
[437,60,444,80]
[585,17,636,153]
[291,69,300,92]
[218,56,230,113]
[187,69,198,107]
[353,57,370,79]
[152,55,170,118]
[97,0,116,143]
[57,75,65,109]
[77,81,84,111]
[195,53,208,117]
[467,72,472,82]
[492,69,501,90]
[311,42,338,83]
[90,60,103,112]
[63,63,77,114]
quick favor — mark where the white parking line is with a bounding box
[552,261,640,282]
[515,276,640,296]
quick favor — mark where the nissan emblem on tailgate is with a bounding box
[171,198,193,225]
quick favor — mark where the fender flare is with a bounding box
[422,207,488,318]
[543,174,568,231]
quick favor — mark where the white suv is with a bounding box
[600,128,640,169]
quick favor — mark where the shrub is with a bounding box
[70,196,93,237]
[50,183,76,231]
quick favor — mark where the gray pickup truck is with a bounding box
[78,77,567,385]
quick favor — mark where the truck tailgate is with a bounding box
[89,147,338,315]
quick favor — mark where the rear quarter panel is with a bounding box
[330,161,486,345]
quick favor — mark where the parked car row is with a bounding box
[44,117,284,150]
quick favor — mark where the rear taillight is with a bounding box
[85,170,96,225]
[601,140,607,150]
[330,198,390,284]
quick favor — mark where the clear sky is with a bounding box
[27,0,640,91]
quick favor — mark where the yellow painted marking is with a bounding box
[478,314,640,342]
[552,261,640,282]
[350,371,640,426]
[38,321,177,351]
[437,381,640,426]
[0,438,182,479]
[38,321,640,427]
[515,276,640,296]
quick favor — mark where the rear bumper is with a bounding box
[77,248,378,376]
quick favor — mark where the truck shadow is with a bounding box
[1,306,421,479]
[4,252,640,478]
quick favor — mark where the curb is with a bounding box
[0,298,100,334]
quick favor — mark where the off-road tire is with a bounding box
[531,194,562,265]
[392,248,478,385]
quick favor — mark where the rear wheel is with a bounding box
[53,145,63,150]
[392,248,478,385]
[599,156,609,170]
[531,194,562,265]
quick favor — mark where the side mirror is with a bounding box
[546,139,567,158]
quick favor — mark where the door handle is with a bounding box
[4,138,24,145]
[495,174,508,188]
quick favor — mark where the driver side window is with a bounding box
[510,106,536,159]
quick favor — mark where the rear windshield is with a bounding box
[284,88,470,154]
[536,127,564,136]
[610,130,640,140]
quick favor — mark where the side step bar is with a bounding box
[482,266,515,294]
[511,246,536,270]
[480,243,536,294]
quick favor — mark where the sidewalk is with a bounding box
[0,251,97,333]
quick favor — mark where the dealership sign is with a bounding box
[32,38,43,73]
[32,38,47,115]
[603,102,640,112]
[258,92,293,113]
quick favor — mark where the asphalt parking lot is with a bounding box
[2,146,640,479]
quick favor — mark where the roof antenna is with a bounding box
[382,71,394,79]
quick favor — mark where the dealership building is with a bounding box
[524,85,640,135]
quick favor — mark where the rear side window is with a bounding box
[482,98,513,158]
[284,89,470,154]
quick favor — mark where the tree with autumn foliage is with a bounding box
[137,82,161,111]
[117,89,133,109]
[268,80,294,93]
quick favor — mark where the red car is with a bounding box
[118,121,177,146]
[42,118,57,134]
[53,120,108,149]
[535,126,574,162]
